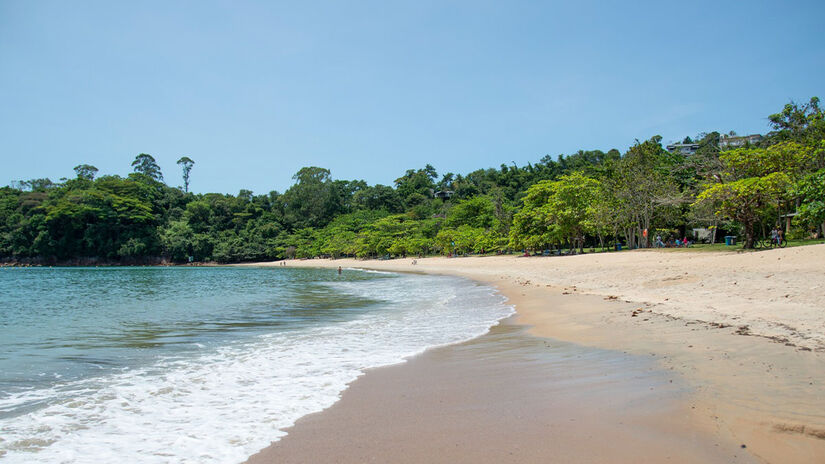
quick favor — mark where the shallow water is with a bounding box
[0,266,512,463]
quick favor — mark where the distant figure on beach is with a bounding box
[411,259,417,265]
[655,235,664,248]
[337,266,342,275]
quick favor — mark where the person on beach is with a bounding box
[655,234,664,248]
[337,266,342,275]
[770,227,779,245]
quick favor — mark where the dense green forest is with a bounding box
[2,98,823,264]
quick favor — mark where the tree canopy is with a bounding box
[2,98,823,263]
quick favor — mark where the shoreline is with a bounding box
[246,316,753,464]
[243,245,825,463]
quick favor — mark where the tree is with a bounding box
[509,172,601,252]
[177,156,194,193]
[280,167,345,229]
[14,178,55,192]
[796,168,825,236]
[353,184,404,213]
[767,96,824,144]
[132,153,164,181]
[394,165,438,207]
[73,164,99,181]
[695,173,790,248]
[611,136,681,248]
[446,196,497,229]
[693,143,813,248]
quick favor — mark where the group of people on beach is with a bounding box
[654,234,692,248]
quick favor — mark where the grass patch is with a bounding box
[652,238,825,253]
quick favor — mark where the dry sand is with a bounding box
[244,245,825,463]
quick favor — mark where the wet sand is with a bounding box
[246,320,753,464]
[245,246,825,463]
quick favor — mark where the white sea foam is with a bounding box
[0,272,512,463]
[344,267,395,274]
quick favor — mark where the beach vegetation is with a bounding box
[73,164,99,181]
[131,153,164,182]
[2,98,825,263]
[176,157,195,193]
[509,173,600,253]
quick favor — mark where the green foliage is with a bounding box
[394,165,438,208]
[696,136,824,247]
[352,184,404,213]
[2,97,822,262]
[437,224,504,254]
[796,168,825,230]
[131,153,164,181]
[73,164,99,181]
[696,173,791,248]
[281,167,351,229]
[176,156,195,193]
[509,172,601,251]
[720,142,820,181]
[767,97,825,145]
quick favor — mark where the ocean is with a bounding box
[0,266,512,463]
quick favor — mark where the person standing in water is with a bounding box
[337,266,342,275]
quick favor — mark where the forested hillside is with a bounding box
[2,98,823,263]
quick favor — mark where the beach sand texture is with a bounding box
[245,244,825,463]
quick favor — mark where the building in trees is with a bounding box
[719,133,763,148]
[665,142,700,156]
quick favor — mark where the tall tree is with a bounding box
[73,164,99,181]
[767,96,824,144]
[176,156,195,193]
[695,173,790,249]
[394,165,438,207]
[693,144,813,248]
[509,173,600,253]
[132,153,164,182]
[796,168,825,236]
[281,167,345,229]
[611,136,680,248]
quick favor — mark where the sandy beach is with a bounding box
[245,245,825,463]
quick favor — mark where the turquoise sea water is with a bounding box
[0,266,512,463]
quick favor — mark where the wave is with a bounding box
[0,272,512,463]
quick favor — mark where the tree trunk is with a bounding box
[710,219,718,245]
[744,222,755,249]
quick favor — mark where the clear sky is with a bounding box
[1,0,823,194]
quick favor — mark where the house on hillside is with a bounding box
[665,142,700,156]
[719,133,763,148]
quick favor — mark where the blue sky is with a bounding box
[1,0,823,194]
